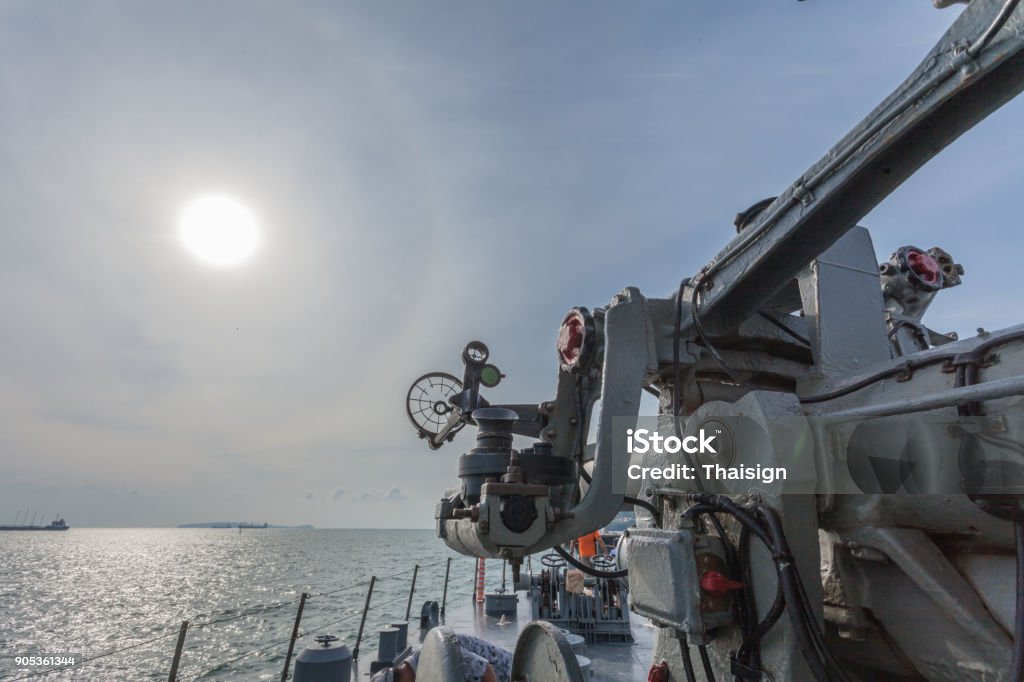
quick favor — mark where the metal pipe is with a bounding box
[404,565,419,622]
[440,558,451,618]
[353,576,376,661]
[280,593,307,682]
[824,375,1024,419]
[969,0,1022,57]
[167,620,189,682]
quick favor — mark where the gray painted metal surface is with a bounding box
[407,1,1024,680]
[415,626,465,682]
[292,637,352,682]
[511,621,586,682]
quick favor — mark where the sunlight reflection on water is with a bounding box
[0,529,479,680]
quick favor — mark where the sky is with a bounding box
[2,2,1022,528]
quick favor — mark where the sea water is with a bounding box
[0,528,479,680]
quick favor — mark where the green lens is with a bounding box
[481,366,501,387]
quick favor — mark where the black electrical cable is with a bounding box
[684,501,782,680]
[759,507,852,682]
[685,494,848,682]
[552,546,628,579]
[690,281,758,391]
[678,638,699,682]
[625,495,662,525]
[734,523,758,674]
[685,504,751,664]
[674,277,706,493]
[674,274,753,646]
[577,465,662,525]
[968,0,1022,57]
[573,380,589,465]
[698,644,717,682]
[801,330,1024,404]
[736,588,785,675]
[800,362,920,404]
[776,556,830,681]
[685,494,772,547]
[690,503,783,680]
[757,310,811,347]
[733,524,786,677]
[1013,520,1024,682]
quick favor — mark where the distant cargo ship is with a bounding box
[0,514,69,531]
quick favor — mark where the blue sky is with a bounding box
[1,2,1021,527]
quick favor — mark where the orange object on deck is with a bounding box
[577,530,603,558]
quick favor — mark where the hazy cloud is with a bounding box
[355,486,407,502]
[332,488,346,501]
[0,3,1019,528]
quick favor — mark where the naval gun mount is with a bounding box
[407,339,588,580]
[407,1,1024,679]
[410,244,1024,682]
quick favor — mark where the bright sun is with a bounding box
[178,195,259,267]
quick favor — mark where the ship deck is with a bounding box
[436,587,655,681]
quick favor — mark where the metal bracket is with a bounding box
[940,352,1000,373]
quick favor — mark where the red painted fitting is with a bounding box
[700,570,745,596]
[906,249,941,286]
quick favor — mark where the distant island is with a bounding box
[177,522,315,529]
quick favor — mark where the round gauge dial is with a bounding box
[406,372,464,436]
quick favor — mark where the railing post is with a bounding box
[475,558,486,603]
[167,620,189,682]
[440,558,452,619]
[280,592,308,682]
[404,564,420,622]
[353,576,376,661]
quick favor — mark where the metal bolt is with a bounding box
[479,520,490,533]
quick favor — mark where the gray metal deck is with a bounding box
[437,591,655,681]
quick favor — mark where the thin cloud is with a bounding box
[354,486,407,502]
